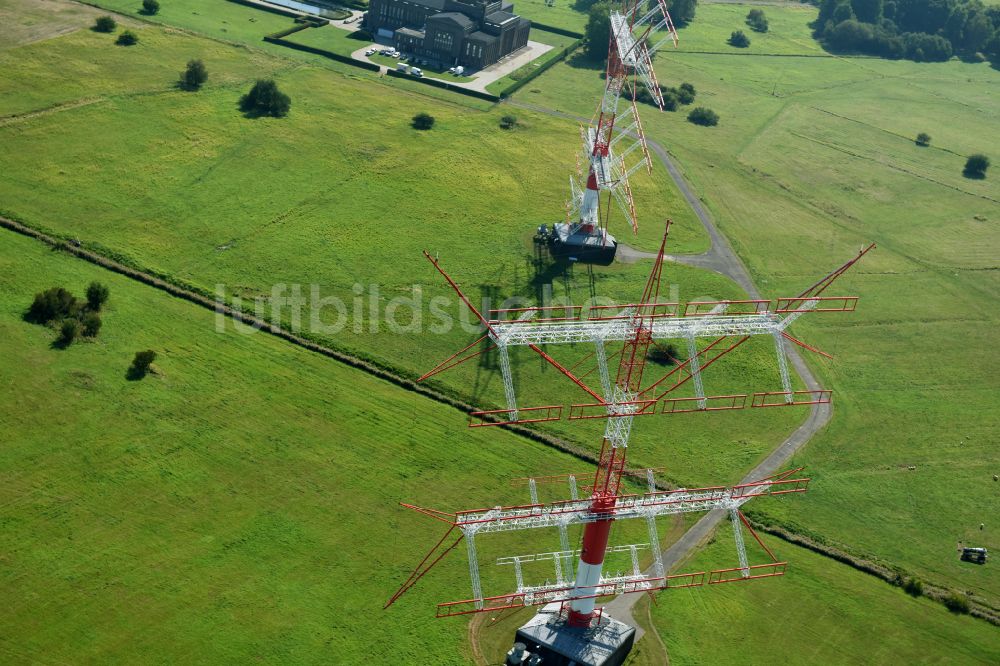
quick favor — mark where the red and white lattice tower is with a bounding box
[554,0,677,262]
[385,225,874,624]
[383,0,876,652]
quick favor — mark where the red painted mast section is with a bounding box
[567,223,671,627]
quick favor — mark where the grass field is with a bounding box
[0,14,814,495]
[4,0,997,661]
[516,1,1000,606]
[486,29,579,94]
[279,22,373,57]
[509,0,589,33]
[634,526,1000,664]
[0,227,605,663]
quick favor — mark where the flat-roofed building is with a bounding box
[365,0,530,69]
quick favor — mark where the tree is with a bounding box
[81,311,103,337]
[850,0,883,24]
[963,153,990,178]
[915,132,931,146]
[688,107,719,126]
[60,319,80,346]
[94,16,117,32]
[116,30,139,46]
[746,8,769,32]
[412,112,435,130]
[665,0,697,26]
[675,85,695,105]
[26,287,79,324]
[962,12,994,53]
[181,59,209,90]
[240,79,291,118]
[729,30,751,47]
[499,114,518,130]
[141,0,160,15]
[661,89,679,111]
[86,282,110,311]
[584,2,611,60]
[679,82,696,96]
[129,350,157,379]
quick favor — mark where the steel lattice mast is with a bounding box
[383,0,875,636]
[385,225,874,621]
[567,0,677,238]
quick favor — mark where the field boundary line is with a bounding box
[0,214,600,468]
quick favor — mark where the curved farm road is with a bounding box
[508,99,832,638]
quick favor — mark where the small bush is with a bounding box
[499,114,518,130]
[412,112,435,130]
[902,577,923,597]
[181,59,208,90]
[240,79,291,118]
[86,282,110,311]
[27,287,80,324]
[116,30,139,46]
[60,319,81,345]
[963,154,990,179]
[943,592,970,614]
[129,350,157,379]
[746,9,769,33]
[81,311,103,337]
[688,107,719,127]
[675,86,695,105]
[679,82,696,96]
[729,30,750,48]
[141,0,160,15]
[915,132,931,147]
[94,16,117,32]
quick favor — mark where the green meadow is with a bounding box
[516,1,1000,604]
[635,525,1000,664]
[0,15,814,492]
[2,0,999,662]
[0,228,596,663]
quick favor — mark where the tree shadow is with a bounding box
[565,51,605,72]
[962,170,987,180]
[125,365,149,381]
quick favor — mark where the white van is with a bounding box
[411,67,423,77]
[396,62,409,73]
